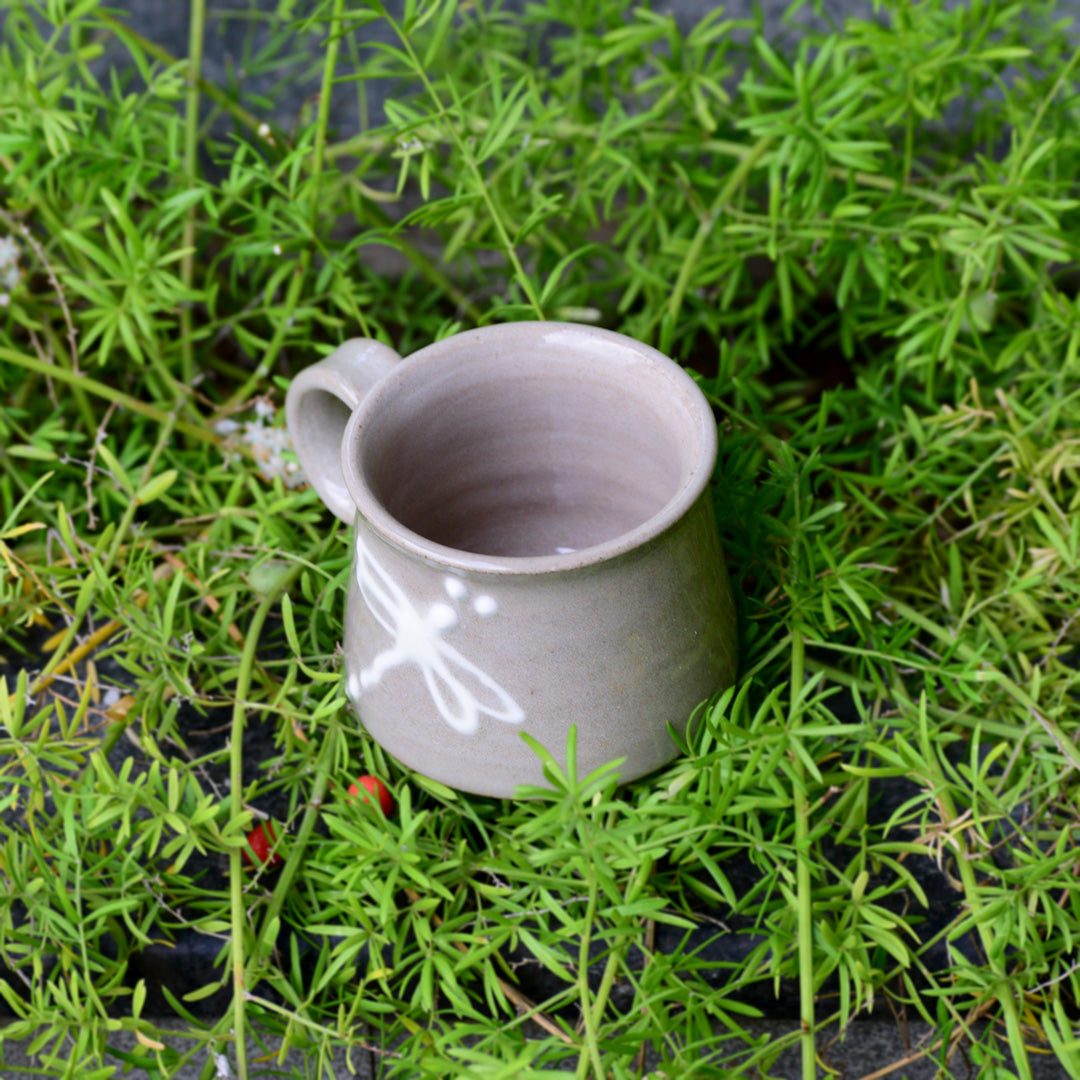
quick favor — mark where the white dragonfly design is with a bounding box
[350,536,525,736]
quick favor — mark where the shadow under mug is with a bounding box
[285,322,737,797]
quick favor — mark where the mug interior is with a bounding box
[351,327,710,560]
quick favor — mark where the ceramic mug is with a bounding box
[285,322,737,797]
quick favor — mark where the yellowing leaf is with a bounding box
[0,522,46,541]
[134,1029,165,1051]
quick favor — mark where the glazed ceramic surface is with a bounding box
[285,322,737,796]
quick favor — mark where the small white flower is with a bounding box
[217,402,307,488]
[273,243,282,256]
[0,235,22,295]
[214,1051,233,1079]
[257,123,270,138]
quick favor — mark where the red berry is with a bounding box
[347,774,394,816]
[243,821,284,868]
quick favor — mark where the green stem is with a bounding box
[666,136,773,328]
[103,407,182,572]
[0,346,217,444]
[71,21,474,334]
[218,264,306,412]
[247,714,337,979]
[790,629,816,1080]
[21,396,187,705]
[309,0,344,221]
[96,11,265,134]
[180,0,207,387]
[576,881,605,1080]
[85,17,484,339]
[386,17,544,319]
[227,576,296,1080]
[888,600,1080,772]
[907,690,1035,1080]
[577,950,619,1080]
[1005,43,1080,188]
[70,411,182,804]
[44,327,96,437]
[218,0,348,412]
[0,207,95,435]
[361,198,484,324]
[242,992,343,1040]
[327,122,993,219]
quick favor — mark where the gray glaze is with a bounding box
[286,323,737,796]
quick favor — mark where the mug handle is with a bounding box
[285,338,402,524]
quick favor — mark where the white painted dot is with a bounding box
[429,602,457,630]
[444,577,466,600]
[473,595,498,617]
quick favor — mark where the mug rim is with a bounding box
[340,321,718,576]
